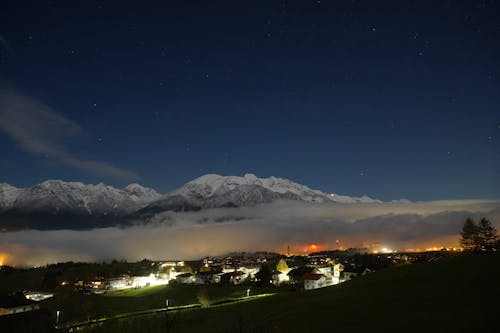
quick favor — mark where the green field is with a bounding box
[74,253,500,333]
[41,283,280,325]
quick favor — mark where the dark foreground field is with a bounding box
[2,253,499,333]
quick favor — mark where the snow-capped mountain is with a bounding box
[9,180,160,215]
[137,173,381,216]
[0,180,160,230]
[0,174,383,230]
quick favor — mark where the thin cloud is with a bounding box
[0,89,138,181]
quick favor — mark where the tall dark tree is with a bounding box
[255,263,273,287]
[477,218,498,251]
[460,217,498,251]
[460,218,479,251]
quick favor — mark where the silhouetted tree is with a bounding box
[255,264,273,287]
[477,218,498,251]
[460,218,479,251]
[460,217,498,251]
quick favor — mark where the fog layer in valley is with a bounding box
[1,199,499,266]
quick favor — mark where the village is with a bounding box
[64,250,411,295]
[0,248,464,327]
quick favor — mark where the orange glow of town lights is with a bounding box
[0,253,8,266]
[301,244,322,253]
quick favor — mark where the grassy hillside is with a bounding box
[42,284,279,324]
[78,253,500,333]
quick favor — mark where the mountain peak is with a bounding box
[243,173,258,181]
[123,183,161,202]
[0,182,24,209]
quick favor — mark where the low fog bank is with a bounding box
[1,199,499,266]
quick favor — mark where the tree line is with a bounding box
[460,217,499,251]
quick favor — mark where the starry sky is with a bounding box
[0,0,499,201]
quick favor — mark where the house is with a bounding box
[176,272,195,284]
[271,270,284,285]
[195,271,221,284]
[168,266,194,281]
[342,266,371,281]
[23,291,54,301]
[240,265,260,279]
[287,266,319,284]
[106,276,131,289]
[0,292,39,316]
[331,263,344,284]
[302,273,326,290]
[316,266,333,277]
[221,271,246,285]
[272,259,290,285]
[132,273,168,288]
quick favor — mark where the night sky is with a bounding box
[1,0,499,201]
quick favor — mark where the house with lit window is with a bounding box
[176,272,195,284]
[221,271,246,285]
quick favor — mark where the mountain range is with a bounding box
[0,173,383,231]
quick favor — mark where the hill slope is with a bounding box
[80,253,500,333]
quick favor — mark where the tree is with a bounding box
[276,259,289,274]
[255,263,273,286]
[477,218,498,251]
[460,217,498,251]
[460,218,479,251]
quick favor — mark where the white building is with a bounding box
[106,276,131,289]
[303,273,327,290]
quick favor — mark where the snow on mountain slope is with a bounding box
[171,173,380,204]
[0,174,385,230]
[123,183,161,204]
[0,183,25,210]
[139,173,381,216]
[174,173,325,201]
[2,180,160,215]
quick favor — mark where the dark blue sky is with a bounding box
[0,0,499,200]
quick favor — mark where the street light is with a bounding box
[165,299,171,332]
